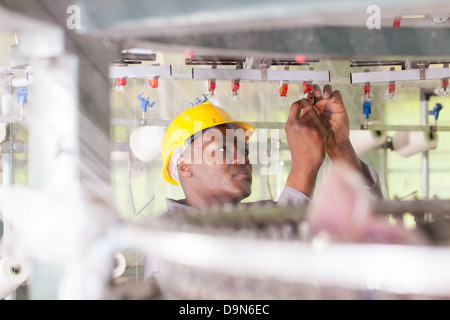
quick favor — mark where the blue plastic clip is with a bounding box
[137,92,156,113]
[17,86,28,109]
[428,103,443,121]
[190,94,208,107]
[362,99,372,120]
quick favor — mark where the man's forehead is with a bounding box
[191,123,248,144]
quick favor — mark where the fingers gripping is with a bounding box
[302,107,332,137]
[288,98,313,121]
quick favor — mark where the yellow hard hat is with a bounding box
[161,101,255,185]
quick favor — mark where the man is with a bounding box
[160,84,382,213]
[144,84,382,280]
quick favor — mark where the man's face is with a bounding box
[183,124,253,203]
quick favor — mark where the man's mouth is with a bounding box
[232,169,252,179]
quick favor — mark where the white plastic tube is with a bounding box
[392,131,438,157]
[112,251,144,278]
[0,258,29,299]
[11,75,34,88]
[350,129,386,156]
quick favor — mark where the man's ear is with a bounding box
[177,156,192,178]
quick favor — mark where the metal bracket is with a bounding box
[0,140,24,153]
[109,65,172,79]
[260,58,268,81]
[360,122,369,130]
[192,68,330,82]
[418,61,426,80]
[350,64,450,83]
